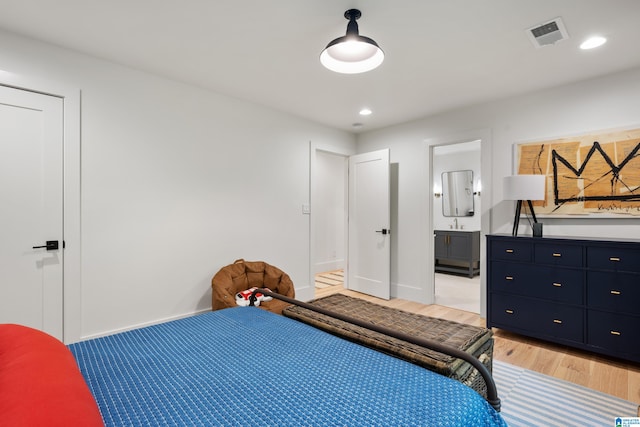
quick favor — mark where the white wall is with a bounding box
[356,66,640,311]
[3,28,639,337]
[0,30,355,341]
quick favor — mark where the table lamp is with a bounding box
[503,175,546,236]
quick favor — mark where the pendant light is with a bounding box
[320,9,384,74]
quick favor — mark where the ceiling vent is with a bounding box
[526,17,569,48]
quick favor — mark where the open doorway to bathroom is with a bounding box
[432,140,481,313]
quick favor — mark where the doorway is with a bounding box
[432,140,481,313]
[313,150,347,299]
[309,145,391,301]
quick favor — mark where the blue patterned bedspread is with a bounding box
[69,307,506,426]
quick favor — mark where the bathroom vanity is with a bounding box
[434,229,480,278]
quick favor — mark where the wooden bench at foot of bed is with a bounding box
[282,293,493,398]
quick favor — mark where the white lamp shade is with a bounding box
[320,37,384,74]
[503,175,546,201]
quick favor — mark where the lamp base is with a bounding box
[512,200,522,236]
[512,200,540,237]
[533,222,543,237]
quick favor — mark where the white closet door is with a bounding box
[0,85,64,339]
[347,149,391,300]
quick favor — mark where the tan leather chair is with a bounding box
[211,259,295,314]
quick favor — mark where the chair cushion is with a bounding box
[211,259,295,314]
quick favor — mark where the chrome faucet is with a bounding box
[454,218,458,229]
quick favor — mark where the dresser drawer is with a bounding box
[535,243,583,267]
[531,266,583,304]
[491,262,582,304]
[490,294,583,342]
[490,261,531,290]
[587,271,640,315]
[490,239,532,262]
[587,246,640,273]
[588,311,640,358]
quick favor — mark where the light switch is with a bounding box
[302,203,311,214]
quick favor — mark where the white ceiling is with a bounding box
[1,0,639,133]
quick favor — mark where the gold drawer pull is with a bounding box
[610,331,621,336]
[505,309,514,314]
[609,257,621,262]
[505,276,514,281]
[610,290,621,295]
[505,249,514,253]
[552,283,562,287]
[553,319,563,324]
[552,253,562,257]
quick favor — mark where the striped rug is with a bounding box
[315,270,344,288]
[495,360,639,426]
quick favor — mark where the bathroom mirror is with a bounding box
[442,170,474,217]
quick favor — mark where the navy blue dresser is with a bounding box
[487,234,640,363]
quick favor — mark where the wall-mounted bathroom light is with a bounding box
[474,179,482,196]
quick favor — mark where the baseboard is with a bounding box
[393,282,429,304]
[295,284,315,302]
[314,260,344,274]
[79,308,211,342]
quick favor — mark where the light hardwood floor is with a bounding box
[315,284,640,405]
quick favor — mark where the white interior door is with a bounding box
[347,149,390,299]
[0,85,64,339]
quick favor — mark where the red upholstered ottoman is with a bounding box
[0,324,103,426]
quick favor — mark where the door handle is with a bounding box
[32,240,59,251]
[375,229,390,235]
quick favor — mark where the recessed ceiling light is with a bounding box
[359,108,372,116]
[580,36,607,50]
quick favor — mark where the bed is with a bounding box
[3,292,506,426]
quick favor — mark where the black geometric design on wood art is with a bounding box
[551,141,640,206]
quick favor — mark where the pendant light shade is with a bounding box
[320,9,384,74]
